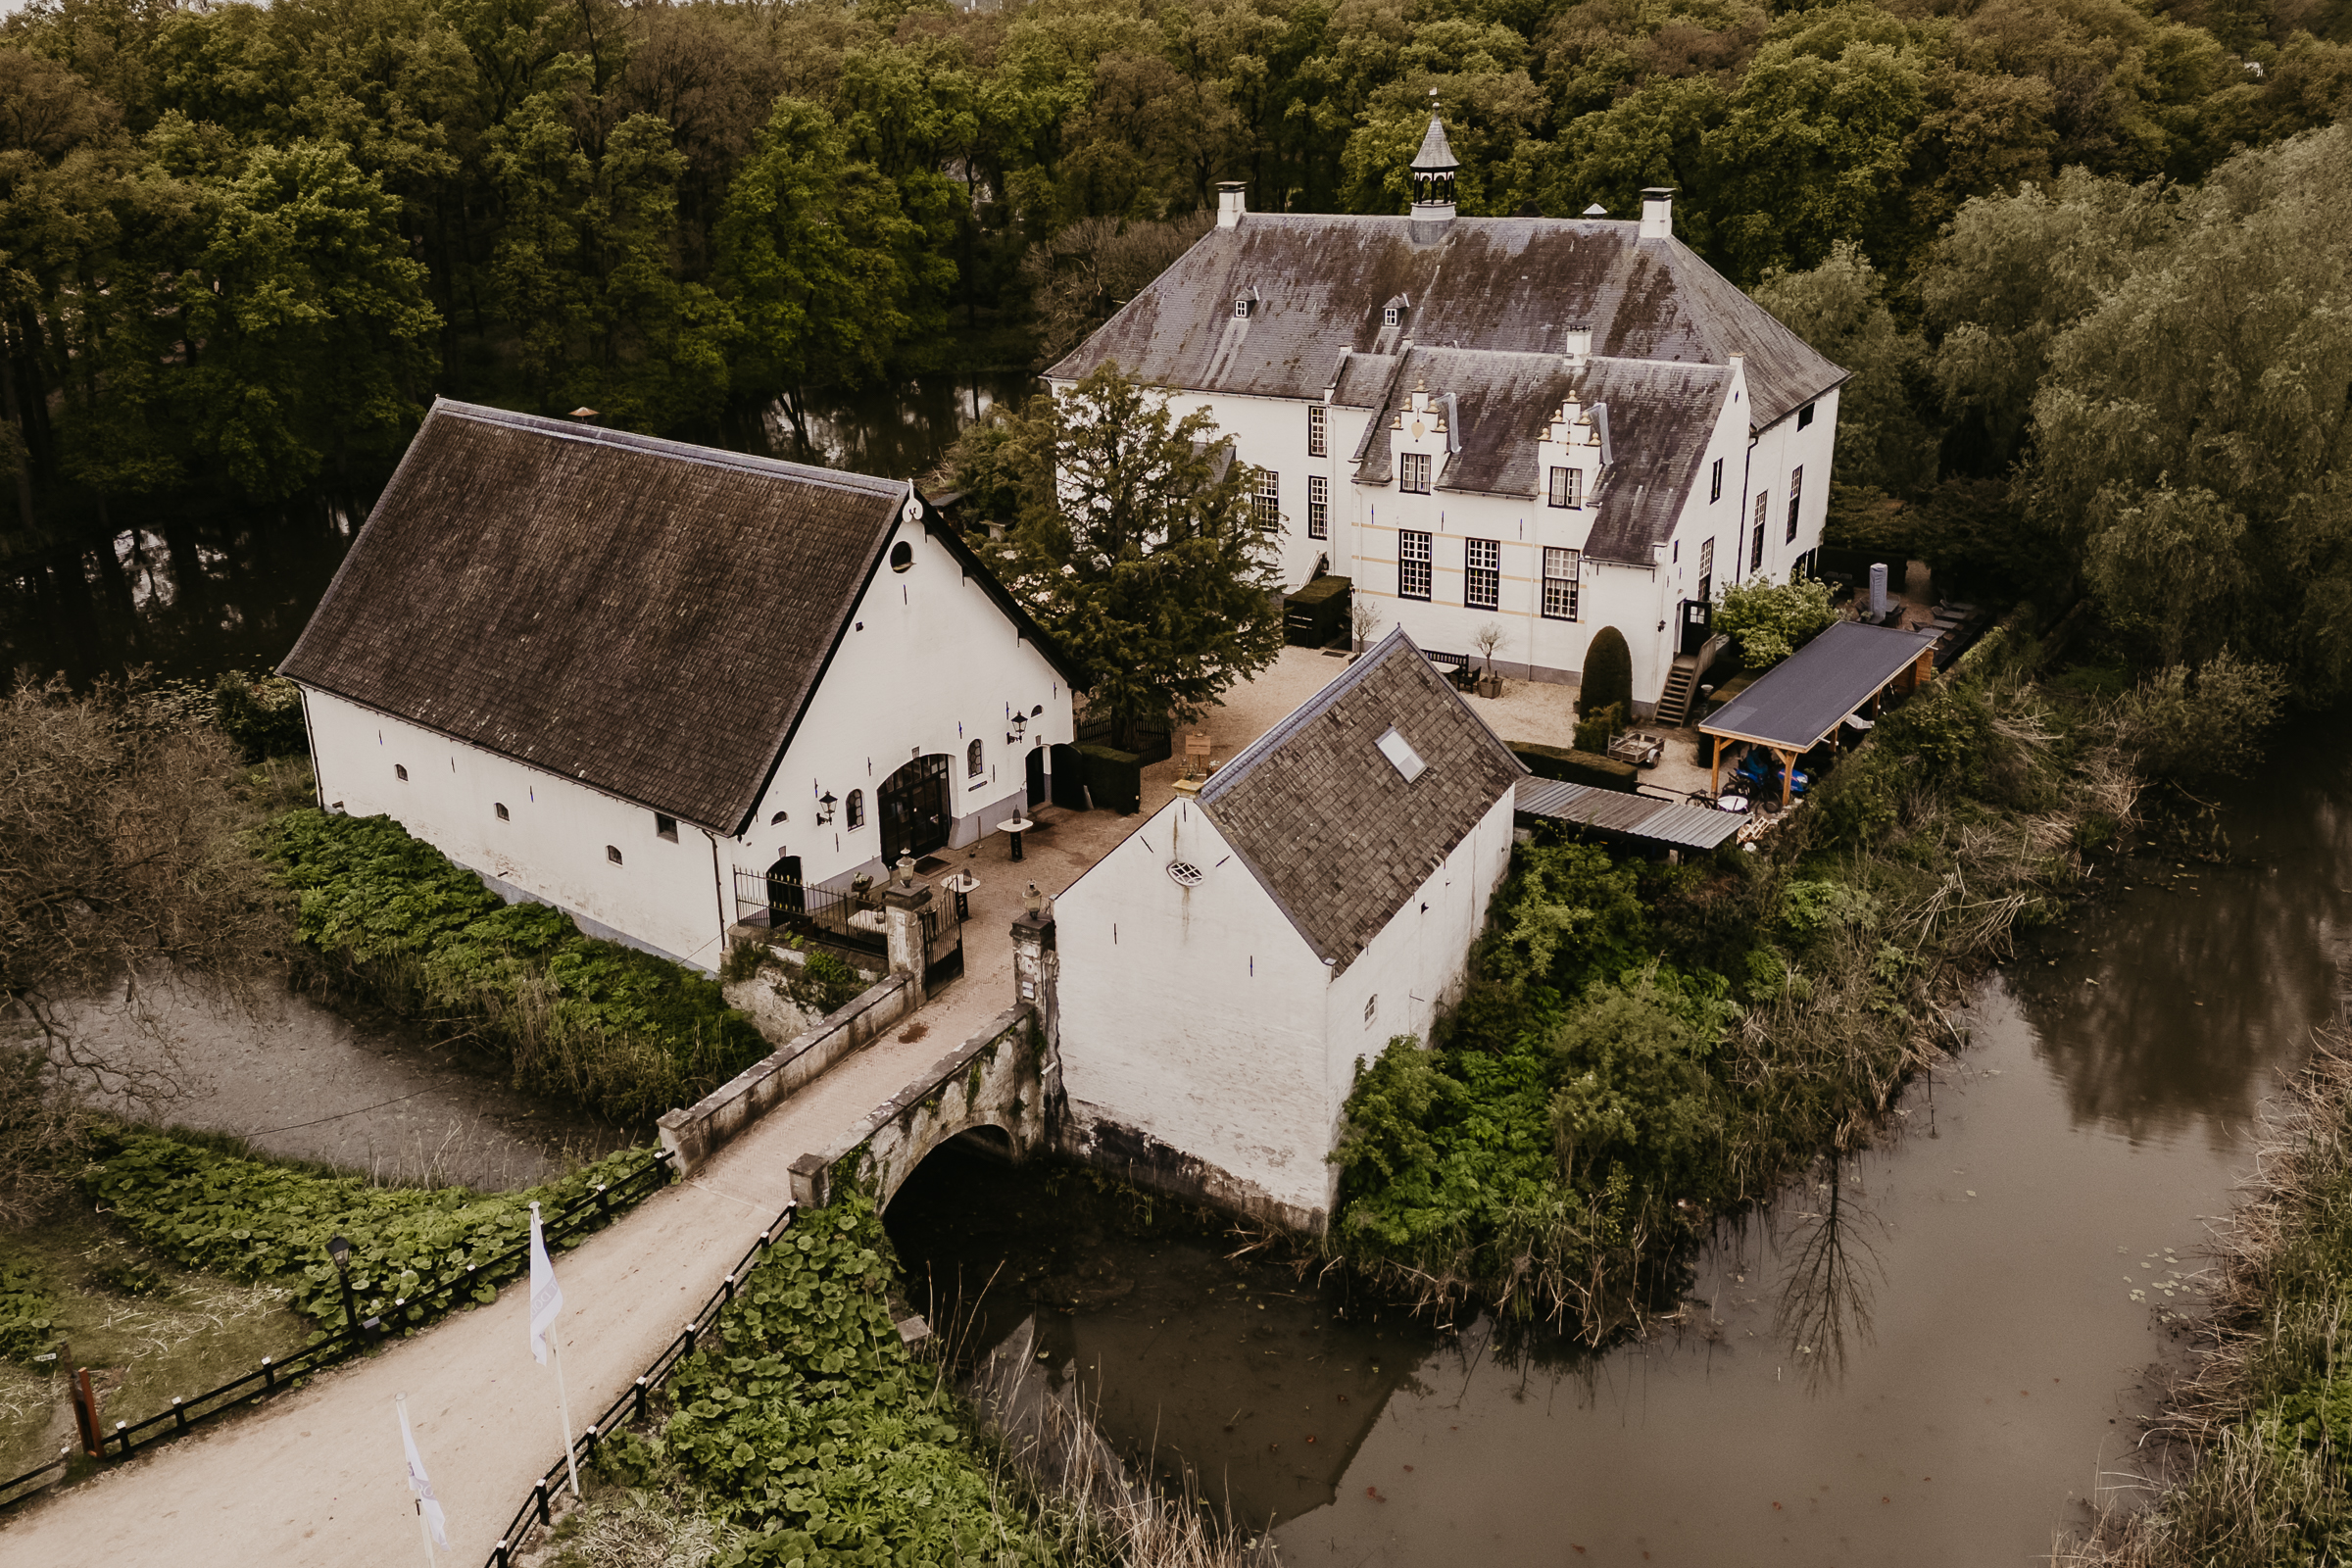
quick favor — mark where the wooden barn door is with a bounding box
[880,755,952,864]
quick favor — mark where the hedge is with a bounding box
[264,810,767,1125]
[1511,742,1641,793]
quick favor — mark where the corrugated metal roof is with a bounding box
[1513,777,1744,850]
[1700,621,1941,754]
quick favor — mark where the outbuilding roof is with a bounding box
[281,400,1071,836]
[1700,620,1942,754]
[1046,216,1842,432]
[1349,349,1732,564]
[1196,629,1526,970]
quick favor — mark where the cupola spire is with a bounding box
[1407,89,1457,241]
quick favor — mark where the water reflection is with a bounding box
[1771,1152,1886,1391]
[884,1141,1431,1529]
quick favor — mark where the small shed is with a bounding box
[1700,621,1940,805]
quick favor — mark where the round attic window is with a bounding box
[1166,859,1204,887]
[890,541,914,572]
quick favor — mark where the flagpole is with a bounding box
[397,1394,440,1567]
[551,1334,581,1498]
[415,1498,437,1567]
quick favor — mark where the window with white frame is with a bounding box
[846,789,864,829]
[1253,470,1280,530]
[1709,457,1723,503]
[1542,548,1580,619]
[1308,404,1327,457]
[1465,538,1499,610]
[1787,465,1803,543]
[1398,530,1432,600]
[1547,466,1581,508]
[1307,475,1329,539]
[1399,452,1431,494]
[1751,493,1768,572]
[1698,537,1714,601]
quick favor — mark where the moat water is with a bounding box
[888,737,2352,1564]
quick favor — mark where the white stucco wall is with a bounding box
[303,691,732,968]
[1054,782,1517,1227]
[731,514,1074,897]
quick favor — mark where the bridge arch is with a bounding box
[789,1004,1054,1213]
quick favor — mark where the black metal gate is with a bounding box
[920,902,964,989]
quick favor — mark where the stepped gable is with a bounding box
[1047,216,1841,431]
[1196,629,1526,970]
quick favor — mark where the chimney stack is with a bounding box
[1639,187,1676,240]
[1217,181,1247,229]
[1563,324,1592,366]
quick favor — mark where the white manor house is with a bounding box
[1050,111,1848,721]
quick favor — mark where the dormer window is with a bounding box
[1234,298,1252,319]
[1383,306,1403,327]
[1547,466,1582,509]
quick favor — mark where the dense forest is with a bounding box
[0,0,2347,680]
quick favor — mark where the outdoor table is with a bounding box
[942,871,980,920]
[1000,816,1036,862]
[1716,794,1750,813]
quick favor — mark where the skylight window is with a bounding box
[1375,726,1427,782]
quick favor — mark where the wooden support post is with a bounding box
[1777,749,1796,809]
[1709,737,1721,797]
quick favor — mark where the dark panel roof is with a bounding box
[1353,350,1729,563]
[1197,629,1526,969]
[1047,217,1841,430]
[1700,621,1942,753]
[1514,777,1745,850]
[282,401,1064,835]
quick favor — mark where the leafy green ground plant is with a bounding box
[265,809,767,1124]
[79,1128,662,1337]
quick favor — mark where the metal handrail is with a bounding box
[481,1201,799,1567]
[0,1150,674,1510]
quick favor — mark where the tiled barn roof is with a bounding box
[1198,629,1525,970]
[282,401,1068,835]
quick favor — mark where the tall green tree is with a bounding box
[1750,241,1936,495]
[948,362,1284,744]
[2027,124,2352,693]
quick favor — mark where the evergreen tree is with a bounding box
[949,363,1284,747]
[1579,625,1632,717]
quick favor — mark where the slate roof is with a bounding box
[1410,115,1458,171]
[281,400,1072,836]
[1700,620,1942,753]
[1197,629,1526,970]
[1047,215,1843,432]
[1349,349,1731,564]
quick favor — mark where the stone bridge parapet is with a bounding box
[788,1002,1054,1211]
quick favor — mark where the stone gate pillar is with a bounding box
[1010,893,1061,1141]
[884,856,931,992]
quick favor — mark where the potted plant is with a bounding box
[1473,622,1505,698]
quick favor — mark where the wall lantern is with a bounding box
[1007,709,1028,747]
[816,791,838,824]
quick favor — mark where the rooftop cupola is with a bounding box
[1408,91,1458,242]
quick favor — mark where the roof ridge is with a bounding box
[432,400,907,499]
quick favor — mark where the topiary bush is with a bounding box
[1579,627,1633,718]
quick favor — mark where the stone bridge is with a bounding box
[787,1002,1054,1209]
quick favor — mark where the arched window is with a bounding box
[846,789,865,829]
[967,739,984,778]
[889,540,914,572]
[606,845,623,865]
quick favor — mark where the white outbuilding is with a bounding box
[1052,629,1526,1231]
[281,400,1078,970]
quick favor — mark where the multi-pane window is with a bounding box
[1253,470,1281,530]
[1307,475,1329,539]
[1308,405,1328,457]
[1399,452,1432,494]
[1698,537,1714,604]
[1465,538,1499,610]
[1398,530,1433,600]
[967,738,985,778]
[1751,493,1768,572]
[846,789,864,829]
[1709,457,1723,503]
[1787,465,1803,543]
[1542,548,1580,619]
[1547,466,1582,508]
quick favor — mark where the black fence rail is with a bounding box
[482,1200,799,1567]
[0,1150,675,1514]
[732,869,891,960]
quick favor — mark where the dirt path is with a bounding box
[0,1021,957,1568]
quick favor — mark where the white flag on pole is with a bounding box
[528,1201,563,1367]
[398,1395,451,1551]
